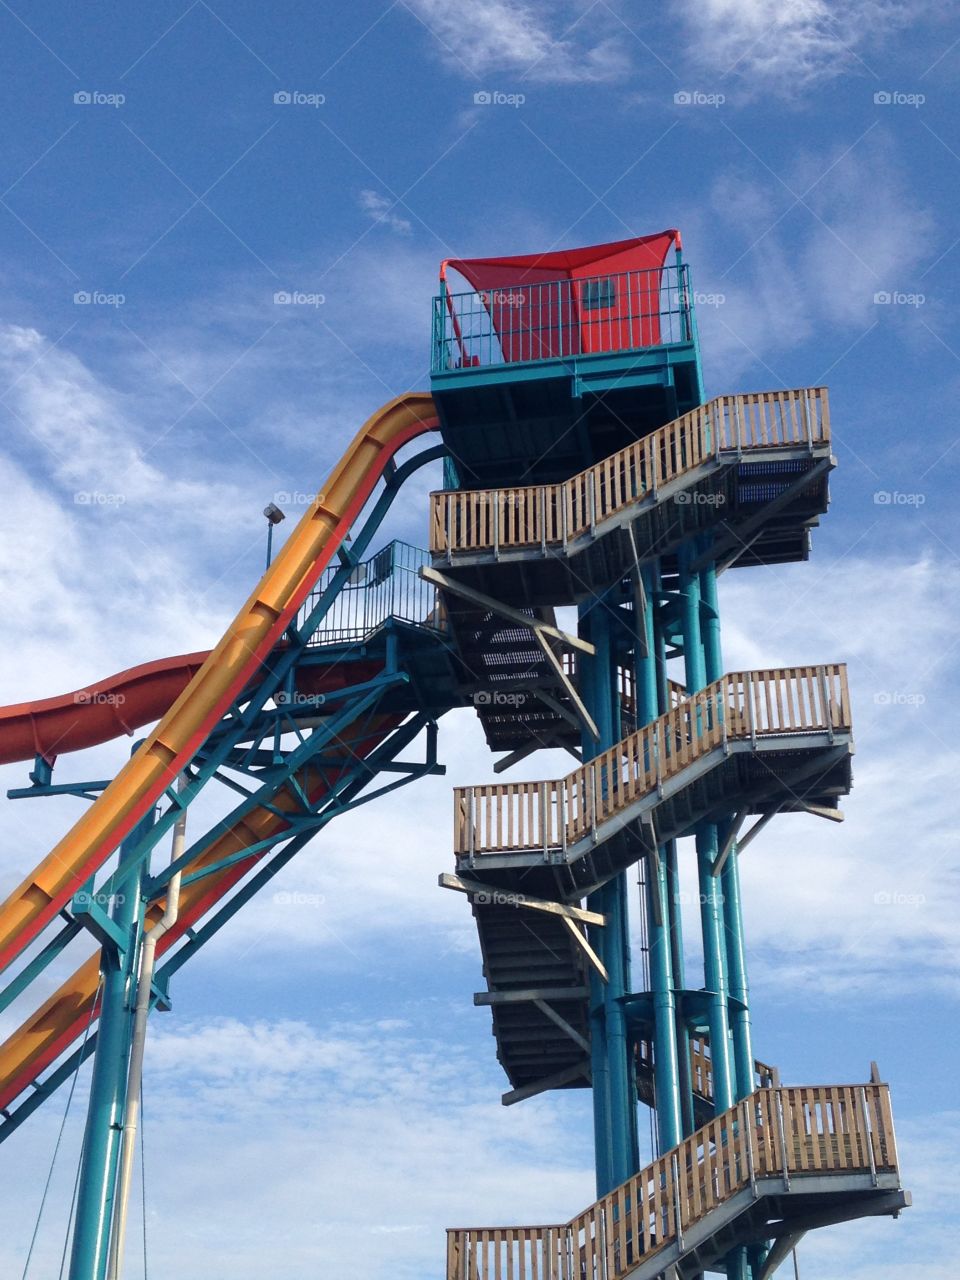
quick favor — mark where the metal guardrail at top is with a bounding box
[432,263,693,373]
[431,387,831,556]
[455,665,850,856]
[446,1083,899,1280]
[299,541,444,646]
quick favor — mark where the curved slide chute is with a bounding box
[0,393,438,975]
[0,653,210,766]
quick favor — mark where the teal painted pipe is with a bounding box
[582,604,612,1196]
[699,548,755,1102]
[721,827,755,1099]
[68,804,152,1280]
[694,824,735,1114]
[697,541,755,1280]
[581,594,637,1194]
[635,567,683,1152]
[678,545,734,1115]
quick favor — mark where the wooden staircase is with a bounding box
[445,666,852,1102]
[430,388,834,606]
[446,1083,907,1280]
[453,665,852,897]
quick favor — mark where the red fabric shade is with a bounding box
[440,231,681,362]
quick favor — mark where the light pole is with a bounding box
[263,503,285,569]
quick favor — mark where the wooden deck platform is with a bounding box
[446,1083,906,1280]
[430,388,833,605]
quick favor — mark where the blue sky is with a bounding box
[0,2,958,1277]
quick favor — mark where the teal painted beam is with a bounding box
[67,804,151,1280]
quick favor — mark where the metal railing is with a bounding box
[432,263,693,373]
[455,665,850,855]
[431,388,831,555]
[299,541,444,646]
[447,1083,898,1280]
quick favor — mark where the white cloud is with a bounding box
[0,1016,594,1280]
[405,0,630,83]
[682,139,936,382]
[0,1013,945,1279]
[677,0,913,88]
[358,189,413,235]
[698,555,960,998]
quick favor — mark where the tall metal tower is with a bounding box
[430,231,909,1279]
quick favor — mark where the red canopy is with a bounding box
[440,231,681,362]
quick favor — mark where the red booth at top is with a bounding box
[438,230,683,368]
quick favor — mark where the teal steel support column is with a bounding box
[581,593,637,1196]
[68,804,152,1280]
[636,567,682,1153]
[678,544,734,1120]
[697,540,752,1280]
[699,545,755,1101]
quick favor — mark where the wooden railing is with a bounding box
[446,1083,897,1280]
[430,387,830,555]
[638,1037,776,1104]
[455,666,850,856]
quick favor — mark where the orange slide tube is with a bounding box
[0,394,438,974]
[0,653,210,766]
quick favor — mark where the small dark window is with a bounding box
[581,278,616,311]
[369,545,393,585]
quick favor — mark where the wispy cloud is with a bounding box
[676,0,914,89]
[358,189,413,235]
[404,0,630,83]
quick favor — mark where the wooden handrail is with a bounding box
[430,387,830,555]
[455,665,850,856]
[446,1082,896,1280]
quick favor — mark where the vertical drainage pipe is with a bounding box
[106,781,187,1280]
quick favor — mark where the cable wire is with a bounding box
[140,1079,148,1280]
